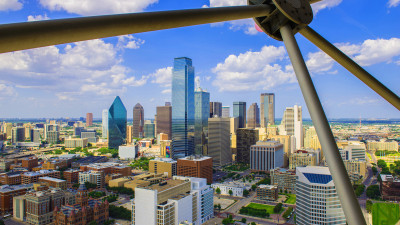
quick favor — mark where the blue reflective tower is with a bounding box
[171,57,195,159]
[194,87,210,155]
[233,101,246,128]
[108,96,127,149]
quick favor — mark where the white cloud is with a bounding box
[0,83,16,97]
[0,0,22,11]
[27,14,49,22]
[305,37,400,73]
[212,45,296,91]
[150,67,173,87]
[39,0,158,16]
[209,0,246,7]
[312,0,342,14]
[388,0,400,7]
[117,35,145,50]
[0,39,148,100]
[161,89,171,94]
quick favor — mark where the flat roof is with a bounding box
[0,184,33,193]
[23,170,58,177]
[144,179,186,192]
[39,176,65,183]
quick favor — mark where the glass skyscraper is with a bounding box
[233,101,246,128]
[194,87,210,155]
[108,96,127,150]
[172,57,195,159]
[261,93,275,126]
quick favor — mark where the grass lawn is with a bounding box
[372,202,400,225]
[284,194,296,204]
[367,152,372,160]
[247,203,285,214]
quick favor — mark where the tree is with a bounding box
[217,204,221,211]
[88,221,97,225]
[216,187,221,194]
[366,185,381,199]
[0,219,4,225]
[228,189,233,196]
[377,159,387,168]
[243,189,249,197]
[109,205,131,220]
[366,200,373,213]
[372,166,378,175]
[274,203,283,213]
[85,182,97,189]
[251,222,256,225]
[241,218,247,223]
[251,184,257,191]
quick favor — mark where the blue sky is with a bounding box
[0,0,399,119]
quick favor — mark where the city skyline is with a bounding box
[0,0,398,119]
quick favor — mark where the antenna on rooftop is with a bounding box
[0,0,399,224]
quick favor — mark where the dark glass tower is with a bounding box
[108,96,127,149]
[133,103,144,138]
[233,101,246,128]
[171,57,195,159]
[194,87,210,155]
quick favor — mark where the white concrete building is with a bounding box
[278,105,303,151]
[210,183,247,197]
[102,109,108,138]
[296,166,346,225]
[118,144,138,159]
[339,142,366,162]
[78,171,104,188]
[250,141,284,172]
[132,176,213,225]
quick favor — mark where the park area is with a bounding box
[239,203,285,218]
[372,202,400,225]
[284,194,296,204]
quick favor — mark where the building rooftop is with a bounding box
[258,185,278,189]
[253,140,283,147]
[152,158,177,163]
[39,176,66,183]
[144,179,186,192]
[0,184,33,193]
[179,155,212,161]
[23,170,58,177]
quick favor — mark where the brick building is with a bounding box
[53,184,109,225]
[80,163,131,176]
[39,177,67,190]
[0,171,23,185]
[64,169,80,188]
[0,184,33,213]
[21,170,60,184]
[177,156,213,184]
[256,185,278,201]
[21,157,39,171]
[380,174,400,201]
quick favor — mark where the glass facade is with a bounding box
[144,123,155,138]
[108,96,127,149]
[261,93,275,127]
[194,87,210,155]
[171,57,195,159]
[233,101,246,128]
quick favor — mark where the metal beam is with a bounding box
[280,24,367,225]
[0,5,272,53]
[299,26,400,111]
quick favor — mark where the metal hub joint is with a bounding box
[248,0,313,41]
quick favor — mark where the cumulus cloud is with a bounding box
[0,83,17,98]
[0,0,22,11]
[306,37,400,73]
[0,39,148,100]
[388,0,400,7]
[28,14,50,22]
[212,45,296,91]
[117,35,145,50]
[150,67,173,87]
[39,0,158,16]
[312,0,343,14]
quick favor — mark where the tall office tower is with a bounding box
[233,102,246,128]
[279,105,303,150]
[132,103,144,138]
[102,109,108,138]
[47,131,59,144]
[144,121,155,138]
[236,128,259,163]
[171,57,195,159]
[296,166,346,225]
[126,125,133,144]
[12,127,25,143]
[30,129,41,143]
[250,141,284,172]
[222,106,230,118]
[108,96,127,149]
[133,177,213,225]
[23,124,31,140]
[194,87,210,155]
[260,93,275,127]
[5,123,12,139]
[86,113,93,127]
[177,155,213,183]
[247,103,260,129]
[156,106,172,139]
[208,117,231,167]
[209,102,222,118]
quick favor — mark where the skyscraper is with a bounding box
[279,105,303,150]
[156,106,172,139]
[208,117,231,167]
[233,102,246,128]
[247,103,260,129]
[102,109,108,138]
[222,106,230,118]
[12,127,25,143]
[132,103,144,138]
[260,93,275,126]
[86,113,93,127]
[194,87,210,155]
[250,141,283,172]
[296,166,346,225]
[236,128,258,164]
[144,121,155,138]
[126,125,133,144]
[108,96,127,149]
[171,57,195,159]
[209,102,222,118]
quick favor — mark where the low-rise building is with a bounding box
[367,140,398,151]
[42,159,68,170]
[149,158,177,178]
[71,156,108,169]
[63,169,80,188]
[21,157,39,171]
[0,159,12,172]
[0,184,33,213]
[21,170,61,184]
[39,177,67,190]
[289,150,319,169]
[250,141,284,172]
[343,160,367,183]
[80,162,131,176]
[118,145,138,159]
[177,155,213,184]
[380,174,400,201]
[0,171,23,185]
[124,173,167,190]
[211,183,248,197]
[270,168,296,193]
[65,138,88,148]
[256,185,278,201]
[79,171,105,188]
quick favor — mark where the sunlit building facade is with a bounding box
[194,87,210,155]
[260,93,275,126]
